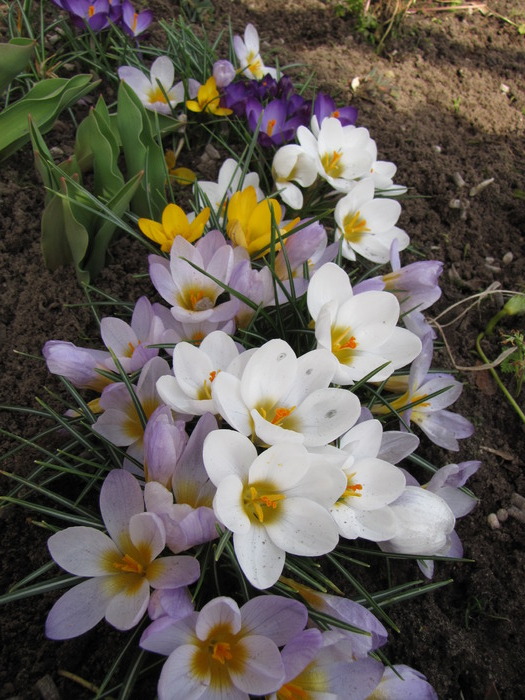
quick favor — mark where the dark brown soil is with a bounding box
[1,1,524,698]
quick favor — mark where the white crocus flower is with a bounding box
[203,430,345,588]
[330,420,407,541]
[272,144,318,210]
[118,56,198,115]
[307,263,422,385]
[156,330,243,416]
[334,178,410,263]
[233,23,277,80]
[211,338,361,447]
[297,117,375,192]
[194,158,264,216]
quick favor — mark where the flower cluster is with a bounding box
[36,19,479,700]
[51,0,153,36]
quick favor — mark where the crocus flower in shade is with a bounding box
[203,431,345,588]
[45,470,200,639]
[149,230,239,325]
[379,485,456,556]
[372,332,474,451]
[120,0,153,37]
[62,0,111,30]
[212,59,236,88]
[312,92,358,131]
[138,204,210,253]
[280,577,388,657]
[92,356,172,467]
[222,79,257,115]
[233,23,277,80]
[246,98,305,147]
[297,117,375,192]
[42,340,112,392]
[164,150,196,186]
[194,157,264,215]
[228,257,274,328]
[225,185,298,259]
[156,330,243,416]
[186,76,233,116]
[211,338,361,447]
[145,413,220,554]
[143,405,188,488]
[272,144,317,209]
[269,628,386,700]
[334,178,410,264]
[307,263,422,385]
[369,664,438,699]
[153,302,236,352]
[118,56,196,115]
[141,595,308,699]
[100,296,165,373]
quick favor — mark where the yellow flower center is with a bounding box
[343,211,370,243]
[112,553,144,575]
[197,370,220,400]
[267,118,277,136]
[340,471,363,500]
[321,149,343,178]
[278,682,309,699]
[258,403,297,428]
[178,287,215,312]
[243,481,286,523]
[190,624,247,686]
[211,641,233,664]
[147,85,169,104]
[331,326,359,364]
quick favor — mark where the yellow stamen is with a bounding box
[342,471,363,499]
[113,553,144,575]
[211,641,233,664]
[343,211,370,243]
[244,482,286,523]
[267,118,277,136]
[147,85,169,104]
[278,682,309,700]
[331,326,359,364]
[271,405,296,425]
[321,150,343,177]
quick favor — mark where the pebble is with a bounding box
[508,506,525,523]
[496,508,509,522]
[510,492,525,509]
[452,172,466,187]
[502,252,513,264]
[487,513,501,529]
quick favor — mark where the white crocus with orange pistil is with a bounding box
[211,337,361,447]
[203,431,346,589]
[46,470,200,639]
[307,263,422,385]
[233,23,277,80]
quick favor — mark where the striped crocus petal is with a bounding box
[46,576,115,640]
[99,469,144,549]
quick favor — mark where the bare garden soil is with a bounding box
[1,1,524,698]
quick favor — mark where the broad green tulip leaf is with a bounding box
[117,80,167,219]
[0,38,35,94]
[0,74,98,160]
[41,193,71,270]
[84,170,144,279]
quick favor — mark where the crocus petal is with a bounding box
[129,512,166,561]
[213,474,251,533]
[148,555,200,589]
[48,526,120,576]
[240,596,308,646]
[105,577,150,630]
[229,635,285,694]
[195,596,241,640]
[293,388,361,446]
[265,498,339,556]
[234,526,285,589]
[46,577,114,639]
[203,429,257,486]
[99,470,144,548]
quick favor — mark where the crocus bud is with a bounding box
[213,59,236,88]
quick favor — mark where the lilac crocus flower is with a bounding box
[121,0,153,37]
[372,664,438,699]
[144,413,220,553]
[229,257,274,327]
[45,470,200,639]
[142,405,188,488]
[43,340,112,392]
[313,91,358,130]
[140,595,308,699]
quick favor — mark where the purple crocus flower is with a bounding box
[222,79,257,116]
[62,0,112,30]
[246,98,304,147]
[121,0,153,37]
[313,91,358,128]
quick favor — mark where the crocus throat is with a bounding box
[244,482,285,523]
[211,641,233,664]
[278,682,309,700]
[148,85,169,104]
[342,471,363,499]
[343,211,370,243]
[88,5,95,17]
[266,118,277,136]
[321,149,343,178]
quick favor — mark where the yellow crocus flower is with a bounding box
[138,203,210,253]
[186,76,233,116]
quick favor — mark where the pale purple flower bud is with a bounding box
[42,340,112,392]
[213,59,236,88]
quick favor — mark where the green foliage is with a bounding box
[0,37,36,94]
[500,330,525,397]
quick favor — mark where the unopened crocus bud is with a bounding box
[213,59,236,88]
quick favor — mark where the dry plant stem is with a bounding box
[475,332,525,424]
